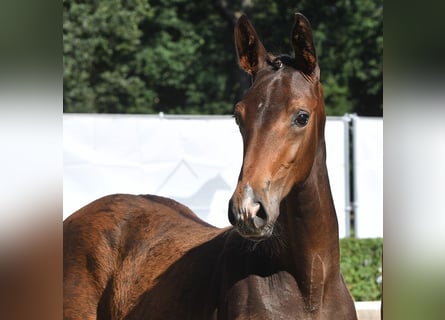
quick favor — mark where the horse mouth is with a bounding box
[235,221,274,241]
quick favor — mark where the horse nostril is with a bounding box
[257,202,267,220]
[252,203,267,228]
[228,193,269,230]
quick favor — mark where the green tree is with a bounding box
[303,0,383,116]
[135,0,237,114]
[63,0,152,113]
[63,0,382,116]
[340,237,383,301]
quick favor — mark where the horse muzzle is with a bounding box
[228,184,275,241]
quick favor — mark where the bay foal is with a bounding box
[64,13,357,319]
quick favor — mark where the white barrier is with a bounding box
[63,114,382,238]
[355,301,381,320]
[353,116,383,238]
[63,114,242,228]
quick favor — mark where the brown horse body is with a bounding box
[64,13,357,319]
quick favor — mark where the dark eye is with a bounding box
[294,111,309,127]
[272,58,283,69]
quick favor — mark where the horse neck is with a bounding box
[278,139,340,279]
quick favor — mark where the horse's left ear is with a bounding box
[291,13,319,78]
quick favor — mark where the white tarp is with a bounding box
[325,117,349,238]
[353,116,383,238]
[63,114,350,237]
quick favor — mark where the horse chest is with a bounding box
[218,272,312,319]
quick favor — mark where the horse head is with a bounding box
[228,13,326,241]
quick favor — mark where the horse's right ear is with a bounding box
[291,13,319,78]
[234,14,267,75]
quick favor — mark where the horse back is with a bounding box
[63,194,223,319]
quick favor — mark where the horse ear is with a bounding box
[291,13,319,78]
[235,14,268,75]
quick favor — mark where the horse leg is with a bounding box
[63,266,102,319]
[63,213,118,319]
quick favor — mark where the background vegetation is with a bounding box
[340,237,383,301]
[63,0,382,116]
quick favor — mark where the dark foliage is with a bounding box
[340,237,383,301]
[64,0,382,116]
